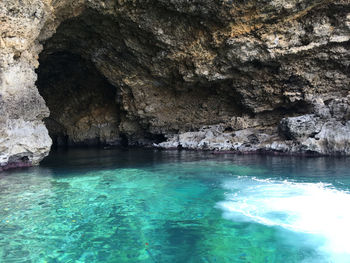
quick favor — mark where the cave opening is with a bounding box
[36,51,122,148]
[35,8,245,151]
[35,9,128,149]
[35,9,169,150]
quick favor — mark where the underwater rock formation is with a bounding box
[0,0,349,168]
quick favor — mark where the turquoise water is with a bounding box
[1,149,350,263]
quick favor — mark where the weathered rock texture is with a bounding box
[0,0,350,168]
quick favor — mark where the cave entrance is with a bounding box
[35,10,127,149]
[35,8,242,151]
[36,51,121,148]
[35,9,167,150]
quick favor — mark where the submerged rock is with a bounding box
[0,0,350,169]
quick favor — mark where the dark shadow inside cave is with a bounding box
[35,8,247,151]
[36,51,121,148]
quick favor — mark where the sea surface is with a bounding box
[1,149,350,263]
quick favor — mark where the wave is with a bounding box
[216,176,350,262]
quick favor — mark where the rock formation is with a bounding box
[0,0,349,169]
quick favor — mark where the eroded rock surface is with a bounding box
[0,0,350,168]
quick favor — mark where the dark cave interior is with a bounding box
[36,51,121,147]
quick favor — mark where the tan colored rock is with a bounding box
[0,0,350,170]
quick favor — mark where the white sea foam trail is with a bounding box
[216,177,350,262]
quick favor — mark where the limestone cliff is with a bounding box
[0,0,349,169]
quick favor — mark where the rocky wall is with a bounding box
[0,0,349,169]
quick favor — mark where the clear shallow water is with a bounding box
[1,149,350,263]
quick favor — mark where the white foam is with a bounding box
[216,177,350,262]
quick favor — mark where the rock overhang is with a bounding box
[0,0,349,170]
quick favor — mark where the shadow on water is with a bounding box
[40,148,350,179]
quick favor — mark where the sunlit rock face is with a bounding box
[0,0,349,168]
